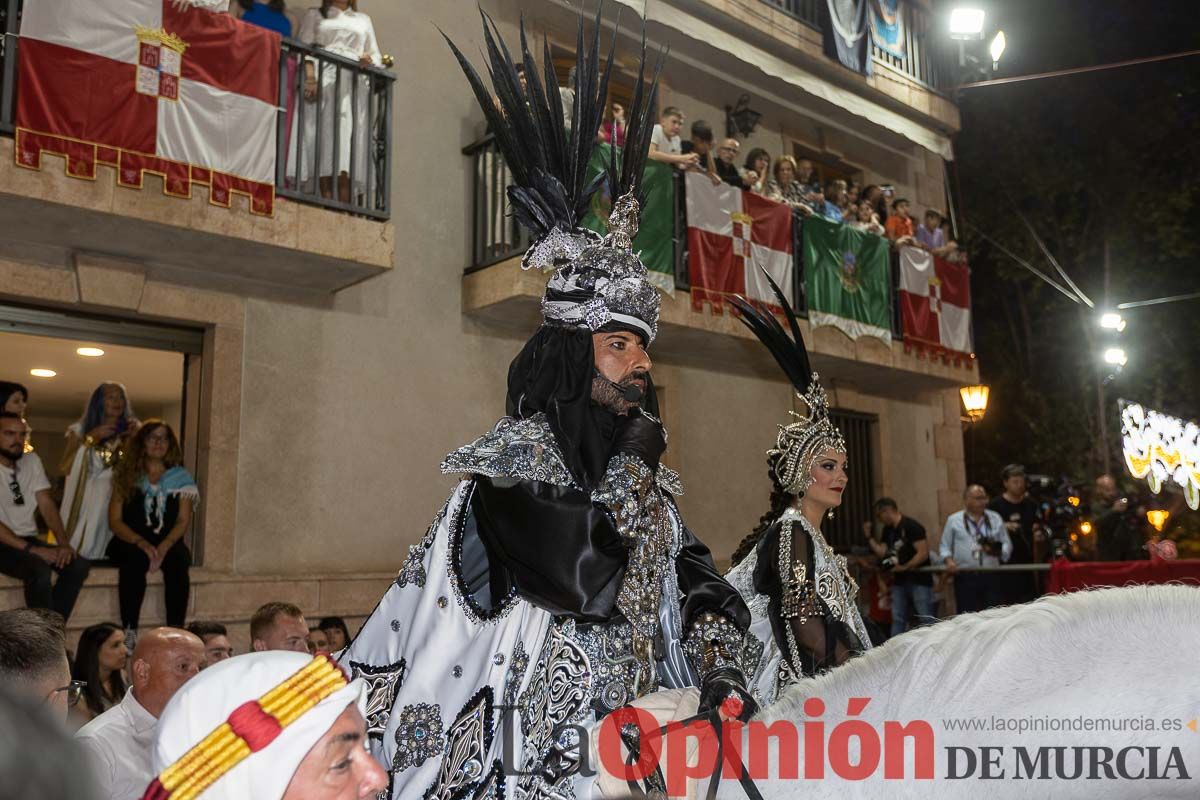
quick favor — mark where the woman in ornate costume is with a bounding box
[724,276,873,706]
[59,382,140,561]
[339,11,755,799]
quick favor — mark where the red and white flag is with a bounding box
[684,172,793,313]
[16,0,280,215]
[898,245,974,360]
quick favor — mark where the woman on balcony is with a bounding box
[107,421,197,635]
[741,147,771,195]
[723,277,872,706]
[59,383,139,561]
[292,0,383,204]
[766,155,816,216]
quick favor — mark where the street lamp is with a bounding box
[960,384,990,422]
[1146,509,1170,533]
[949,8,985,39]
[1099,312,1127,332]
[989,30,1006,66]
[1103,348,1128,367]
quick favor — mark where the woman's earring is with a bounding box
[827,509,835,521]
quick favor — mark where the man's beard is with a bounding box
[0,446,22,462]
[590,371,648,416]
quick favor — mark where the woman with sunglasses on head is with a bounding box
[71,622,127,724]
[106,421,198,640]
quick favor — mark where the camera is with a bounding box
[879,551,899,571]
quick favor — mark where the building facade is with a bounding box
[0,0,973,648]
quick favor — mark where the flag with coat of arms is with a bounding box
[802,215,892,342]
[684,171,794,313]
[898,245,974,361]
[15,0,280,215]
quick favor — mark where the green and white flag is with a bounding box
[581,143,675,294]
[803,216,892,342]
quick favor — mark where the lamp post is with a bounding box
[959,384,990,482]
[960,384,990,422]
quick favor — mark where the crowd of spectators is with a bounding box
[859,462,1171,642]
[0,602,358,797]
[639,105,964,257]
[0,380,201,652]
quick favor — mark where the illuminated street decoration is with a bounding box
[1120,401,1200,510]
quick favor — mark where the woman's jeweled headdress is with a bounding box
[730,271,846,496]
[444,7,664,343]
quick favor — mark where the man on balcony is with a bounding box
[341,15,756,799]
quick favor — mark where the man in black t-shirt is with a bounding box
[865,497,933,636]
[988,464,1042,604]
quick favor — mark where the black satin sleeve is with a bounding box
[470,476,628,622]
[675,507,751,631]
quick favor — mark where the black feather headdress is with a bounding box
[443,4,663,251]
[730,269,846,495]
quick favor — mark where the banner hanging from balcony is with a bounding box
[869,0,907,59]
[15,0,280,215]
[684,171,794,313]
[803,216,891,342]
[823,0,873,75]
[898,245,974,363]
[582,143,676,294]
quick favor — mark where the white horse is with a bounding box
[592,585,1200,799]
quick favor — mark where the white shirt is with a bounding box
[76,690,158,800]
[297,7,381,65]
[0,453,51,538]
[938,509,1012,568]
[650,123,681,154]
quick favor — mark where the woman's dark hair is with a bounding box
[0,381,28,413]
[239,0,286,9]
[319,0,356,17]
[72,623,126,718]
[78,383,135,443]
[743,147,770,172]
[112,419,183,503]
[730,457,795,567]
[318,616,350,639]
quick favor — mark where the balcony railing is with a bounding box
[755,0,951,92]
[0,2,394,219]
[761,0,821,28]
[278,39,394,220]
[869,2,951,92]
[464,136,912,340]
[0,0,18,135]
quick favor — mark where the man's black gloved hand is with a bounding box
[697,666,758,723]
[613,411,666,472]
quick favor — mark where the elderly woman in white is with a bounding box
[290,0,382,204]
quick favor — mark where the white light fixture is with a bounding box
[76,346,105,357]
[30,368,57,378]
[989,30,1006,64]
[949,7,985,38]
[1099,312,1127,332]
[1103,348,1127,367]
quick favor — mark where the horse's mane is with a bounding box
[763,584,1200,724]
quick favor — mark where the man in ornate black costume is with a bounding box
[340,11,755,798]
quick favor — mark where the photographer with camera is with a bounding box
[1092,474,1145,562]
[989,464,1042,603]
[864,498,933,636]
[939,485,1012,614]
